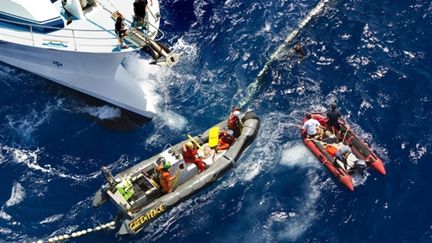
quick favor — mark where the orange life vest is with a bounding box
[325,144,338,157]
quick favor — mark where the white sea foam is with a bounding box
[0,210,12,221]
[280,142,320,168]
[40,214,63,224]
[155,110,187,131]
[409,143,427,164]
[278,173,322,241]
[79,105,121,120]
[6,99,63,141]
[5,182,25,207]
[121,40,196,131]
[2,146,84,181]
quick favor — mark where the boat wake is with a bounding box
[280,141,320,169]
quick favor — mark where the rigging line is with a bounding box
[238,0,330,109]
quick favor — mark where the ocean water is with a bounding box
[1,0,432,242]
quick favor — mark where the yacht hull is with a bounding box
[0,40,156,118]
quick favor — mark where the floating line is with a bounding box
[238,0,330,108]
[33,220,116,243]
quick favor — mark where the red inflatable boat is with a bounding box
[301,113,386,191]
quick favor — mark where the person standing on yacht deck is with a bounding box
[133,0,153,29]
[115,15,128,49]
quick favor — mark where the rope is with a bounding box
[238,0,330,108]
[95,0,165,40]
[32,220,116,243]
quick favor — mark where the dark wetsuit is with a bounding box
[134,0,147,19]
[326,110,342,130]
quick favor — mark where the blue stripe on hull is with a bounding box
[0,11,65,32]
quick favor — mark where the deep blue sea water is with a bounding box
[1,0,432,242]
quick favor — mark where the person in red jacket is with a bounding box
[182,141,206,172]
[228,107,242,137]
[217,129,235,151]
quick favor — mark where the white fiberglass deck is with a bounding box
[0,0,165,118]
[0,0,162,53]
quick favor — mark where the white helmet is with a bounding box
[233,110,241,117]
[227,130,234,136]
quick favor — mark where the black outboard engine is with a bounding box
[101,166,117,189]
[350,159,367,175]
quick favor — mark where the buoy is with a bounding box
[58,235,64,240]
[86,228,93,233]
[48,238,54,242]
[95,226,101,231]
[71,232,78,237]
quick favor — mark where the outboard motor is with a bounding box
[350,159,367,175]
[101,166,117,189]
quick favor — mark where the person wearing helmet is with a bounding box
[159,161,176,193]
[228,107,242,138]
[182,142,206,172]
[326,103,342,130]
[217,129,235,151]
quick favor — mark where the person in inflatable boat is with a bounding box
[156,158,176,193]
[228,107,242,138]
[182,141,206,172]
[217,129,235,151]
[302,114,323,139]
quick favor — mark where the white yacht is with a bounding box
[0,0,179,118]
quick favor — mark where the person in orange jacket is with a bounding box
[182,141,206,172]
[155,157,176,193]
[217,129,235,151]
[228,107,242,137]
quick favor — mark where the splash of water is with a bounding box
[280,141,320,169]
[79,105,122,120]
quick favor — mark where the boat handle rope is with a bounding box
[32,219,116,243]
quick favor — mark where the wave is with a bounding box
[4,99,64,143]
[1,145,101,183]
[5,182,25,207]
[40,214,64,224]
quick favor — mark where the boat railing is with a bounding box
[0,16,163,51]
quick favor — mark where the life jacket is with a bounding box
[182,146,197,163]
[220,131,234,144]
[160,171,172,193]
[325,144,338,157]
[228,110,240,130]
